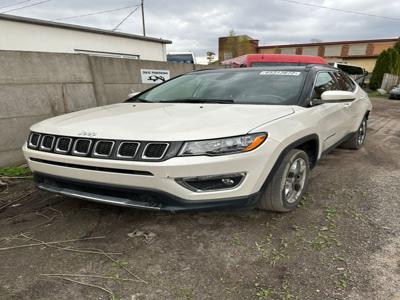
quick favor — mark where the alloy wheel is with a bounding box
[283,158,307,204]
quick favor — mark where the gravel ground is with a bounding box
[0,98,399,300]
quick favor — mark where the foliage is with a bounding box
[228,29,236,37]
[394,39,400,54]
[206,51,216,64]
[370,48,400,90]
[0,166,32,177]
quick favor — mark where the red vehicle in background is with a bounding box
[222,54,327,68]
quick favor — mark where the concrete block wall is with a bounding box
[0,50,220,167]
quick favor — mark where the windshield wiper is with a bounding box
[159,98,235,104]
[126,98,151,103]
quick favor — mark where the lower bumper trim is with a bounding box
[33,173,259,212]
[37,183,162,211]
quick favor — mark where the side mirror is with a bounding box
[321,90,356,102]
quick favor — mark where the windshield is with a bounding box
[129,70,306,105]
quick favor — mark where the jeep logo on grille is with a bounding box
[78,131,97,137]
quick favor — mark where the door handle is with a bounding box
[343,103,351,108]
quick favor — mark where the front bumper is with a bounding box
[34,173,259,212]
[23,138,281,210]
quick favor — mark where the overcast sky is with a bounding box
[3,0,399,62]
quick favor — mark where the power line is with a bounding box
[112,6,139,31]
[54,5,140,21]
[0,0,51,13]
[0,0,31,10]
[278,0,400,22]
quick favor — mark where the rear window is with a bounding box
[133,70,307,105]
[336,64,364,75]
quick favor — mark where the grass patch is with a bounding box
[310,233,342,250]
[0,166,32,177]
[255,279,297,299]
[367,91,388,99]
[173,287,194,300]
[255,236,289,265]
[231,236,242,246]
[256,287,274,299]
[335,272,349,289]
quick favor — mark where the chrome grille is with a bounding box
[93,141,114,157]
[117,142,140,158]
[72,139,92,156]
[29,133,41,148]
[55,137,72,154]
[40,135,55,151]
[143,143,169,159]
[27,133,172,161]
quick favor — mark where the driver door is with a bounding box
[310,72,349,151]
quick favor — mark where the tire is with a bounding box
[257,149,310,212]
[340,117,367,150]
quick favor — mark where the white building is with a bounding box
[0,14,171,61]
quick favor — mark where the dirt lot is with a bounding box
[0,98,399,300]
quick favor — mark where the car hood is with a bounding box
[31,103,294,141]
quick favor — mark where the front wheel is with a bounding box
[257,149,310,212]
[340,117,367,150]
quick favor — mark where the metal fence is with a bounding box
[381,73,400,91]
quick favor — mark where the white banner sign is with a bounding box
[141,69,170,84]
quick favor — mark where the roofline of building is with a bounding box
[326,55,380,59]
[258,37,399,49]
[0,13,172,44]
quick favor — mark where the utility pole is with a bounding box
[141,0,146,36]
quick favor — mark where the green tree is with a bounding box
[369,48,400,90]
[394,39,400,54]
[388,48,400,75]
[206,51,216,64]
[370,50,390,90]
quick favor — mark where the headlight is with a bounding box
[178,133,267,156]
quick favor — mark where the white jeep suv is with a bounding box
[23,65,372,212]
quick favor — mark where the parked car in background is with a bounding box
[329,62,368,86]
[389,84,400,99]
[221,54,327,67]
[167,52,196,64]
[23,65,371,212]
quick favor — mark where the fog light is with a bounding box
[176,173,246,192]
[221,178,235,186]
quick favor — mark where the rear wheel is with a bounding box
[340,117,367,150]
[257,149,310,212]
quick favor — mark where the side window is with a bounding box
[313,72,338,99]
[332,72,354,91]
[341,72,356,91]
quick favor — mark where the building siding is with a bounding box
[0,19,167,61]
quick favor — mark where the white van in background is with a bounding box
[329,62,368,86]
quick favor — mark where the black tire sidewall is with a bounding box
[261,149,310,212]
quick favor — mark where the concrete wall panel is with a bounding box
[0,84,64,118]
[0,51,92,84]
[0,149,25,170]
[0,115,51,151]
[62,83,97,112]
